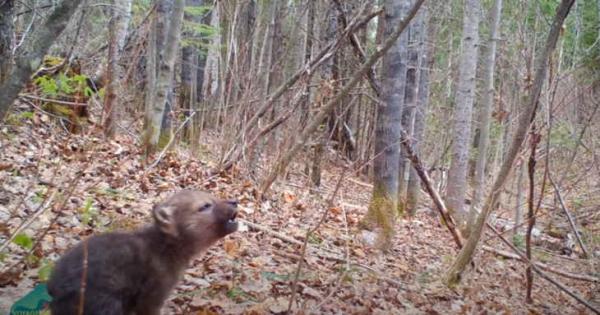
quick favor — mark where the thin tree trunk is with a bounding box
[445,0,575,286]
[103,0,118,137]
[445,0,481,232]
[260,0,424,194]
[0,0,14,84]
[514,161,524,237]
[525,131,540,303]
[182,0,205,142]
[398,9,421,208]
[407,5,436,216]
[469,0,503,228]
[144,0,185,152]
[144,9,158,147]
[0,0,83,121]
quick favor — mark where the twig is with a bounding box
[0,191,57,254]
[525,129,541,303]
[146,112,197,171]
[287,169,347,312]
[400,130,464,248]
[482,245,599,283]
[549,175,589,258]
[19,94,89,107]
[486,224,600,314]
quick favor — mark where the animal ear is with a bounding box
[152,204,178,237]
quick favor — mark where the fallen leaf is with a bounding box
[223,239,240,257]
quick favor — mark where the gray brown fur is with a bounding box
[47,190,238,315]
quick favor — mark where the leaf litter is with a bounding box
[0,114,598,314]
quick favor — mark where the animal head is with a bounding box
[152,190,238,247]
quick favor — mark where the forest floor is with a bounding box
[0,111,598,314]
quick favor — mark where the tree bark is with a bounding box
[0,0,83,121]
[445,0,481,232]
[0,0,14,84]
[398,8,422,208]
[469,0,503,228]
[144,0,185,152]
[103,0,119,137]
[445,0,575,287]
[406,5,436,215]
[363,0,410,247]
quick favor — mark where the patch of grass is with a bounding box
[512,234,525,249]
[79,197,99,227]
[37,259,54,282]
[13,233,34,250]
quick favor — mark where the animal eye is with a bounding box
[198,203,212,212]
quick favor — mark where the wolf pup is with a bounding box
[48,190,239,315]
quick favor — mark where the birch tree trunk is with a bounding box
[144,0,185,152]
[445,0,481,232]
[445,0,575,286]
[469,0,503,228]
[0,0,83,121]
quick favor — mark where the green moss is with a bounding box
[363,186,397,250]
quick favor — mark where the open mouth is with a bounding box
[224,211,238,233]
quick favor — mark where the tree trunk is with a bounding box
[406,5,436,216]
[311,1,339,187]
[181,0,205,142]
[0,0,83,121]
[364,0,410,248]
[445,0,481,232]
[445,0,575,286]
[144,0,185,152]
[0,0,14,84]
[259,0,425,198]
[398,9,422,209]
[103,0,119,137]
[469,0,503,228]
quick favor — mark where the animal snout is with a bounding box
[226,199,238,208]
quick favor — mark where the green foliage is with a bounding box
[37,259,54,282]
[307,234,323,244]
[34,72,94,98]
[550,121,577,150]
[184,5,212,16]
[13,233,34,250]
[34,76,59,96]
[79,197,99,227]
[182,21,218,49]
[512,234,525,249]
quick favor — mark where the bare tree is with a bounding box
[469,0,503,228]
[406,5,436,215]
[445,0,481,232]
[144,0,185,152]
[445,0,576,286]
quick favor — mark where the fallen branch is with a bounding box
[400,130,464,248]
[487,224,600,314]
[482,245,599,283]
[549,175,589,258]
[20,94,89,107]
[146,112,196,171]
[0,191,57,254]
